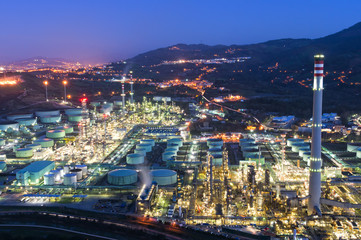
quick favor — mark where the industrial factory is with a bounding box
[1,65,361,240]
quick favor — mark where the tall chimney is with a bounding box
[308,54,324,215]
[121,77,126,114]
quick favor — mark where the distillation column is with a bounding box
[308,54,324,215]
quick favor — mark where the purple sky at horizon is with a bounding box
[0,0,361,64]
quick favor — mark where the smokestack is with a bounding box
[121,77,126,114]
[308,54,324,216]
[130,75,134,104]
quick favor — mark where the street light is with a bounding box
[43,80,48,101]
[62,80,68,103]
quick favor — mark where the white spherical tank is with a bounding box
[126,153,144,165]
[150,169,177,186]
[46,129,66,139]
[63,173,77,185]
[107,169,138,185]
[44,174,55,185]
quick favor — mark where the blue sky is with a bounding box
[0,0,360,63]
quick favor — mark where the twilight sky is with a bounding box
[0,0,361,64]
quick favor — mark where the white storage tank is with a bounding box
[57,167,64,177]
[136,143,152,152]
[75,165,87,176]
[35,110,60,117]
[141,139,155,147]
[356,147,361,158]
[7,113,33,121]
[63,173,77,185]
[239,138,256,147]
[70,169,82,180]
[15,118,37,126]
[162,151,176,161]
[64,108,83,115]
[211,154,223,166]
[347,143,361,152]
[240,143,258,151]
[167,138,183,148]
[0,121,19,132]
[44,174,55,185]
[126,153,144,165]
[286,138,304,147]
[64,165,70,174]
[15,148,33,158]
[67,114,83,122]
[150,169,177,186]
[26,143,42,150]
[46,129,66,139]
[207,138,223,148]
[298,147,310,157]
[107,169,138,185]
[134,148,147,156]
[243,148,259,158]
[209,148,222,157]
[40,115,61,124]
[50,170,61,182]
[34,138,54,148]
[291,143,310,152]
[56,125,74,134]
[303,152,311,165]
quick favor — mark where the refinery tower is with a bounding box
[308,54,324,215]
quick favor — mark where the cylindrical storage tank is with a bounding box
[70,169,82,180]
[107,169,138,185]
[141,139,155,147]
[113,100,123,106]
[50,170,61,182]
[303,152,311,162]
[167,138,183,148]
[239,138,256,147]
[64,165,70,174]
[207,138,223,148]
[244,153,265,165]
[150,169,177,186]
[299,147,310,157]
[35,110,60,117]
[287,138,304,147]
[243,148,259,158]
[26,143,42,150]
[90,101,101,107]
[292,143,310,152]
[15,148,33,158]
[64,108,83,115]
[40,115,61,124]
[165,148,178,155]
[15,118,37,126]
[162,151,176,161]
[208,142,222,150]
[136,143,152,153]
[240,143,258,151]
[44,174,55,185]
[46,130,66,139]
[63,173,77,185]
[57,167,64,177]
[67,114,82,122]
[7,113,33,121]
[209,148,222,156]
[0,121,19,131]
[56,125,74,134]
[34,138,54,148]
[75,165,87,176]
[212,154,223,166]
[134,148,147,156]
[126,153,144,165]
[356,148,361,158]
[0,139,5,146]
[347,143,361,152]
[167,143,180,151]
